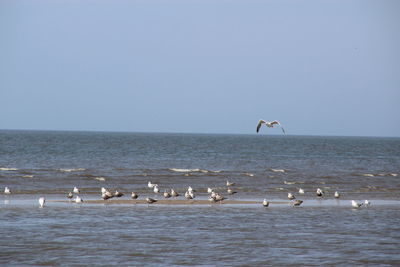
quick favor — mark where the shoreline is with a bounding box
[50,199,289,205]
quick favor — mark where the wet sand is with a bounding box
[51,199,290,205]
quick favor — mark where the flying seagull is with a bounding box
[256,120,285,134]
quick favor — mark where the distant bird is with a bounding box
[298,188,305,194]
[171,189,179,197]
[207,187,214,194]
[114,190,124,197]
[102,193,113,200]
[364,200,371,206]
[73,187,80,194]
[38,197,45,208]
[101,187,107,194]
[146,197,157,204]
[351,200,363,208]
[4,187,11,194]
[185,190,195,199]
[262,199,269,207]
[226,180,236,187]
[334,191,340,198]
[316,188,324,197]
[292,200,303,206]
[214,193,226,202]
[153,185,160,194]
[227,188,237,195]
[67,192,73,199]
[163,190,171,198]
[75,196,83,203]
[148,181,156,188]
[288,193,296,200]
[131,192,138,199]
[187,186,196,193]
[256,119,285,134]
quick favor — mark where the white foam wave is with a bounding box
[244,173,254,177]
[284,181,296,185]
[58,168,86,172]
[169,168,221,173]
[271,168,285,173]
[21,175,34,178]
[0,167,18,171]
[94,177,106,181]
[390,173,398,177]
[362,174,375,177]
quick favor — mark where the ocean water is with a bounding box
[1,130,400,266]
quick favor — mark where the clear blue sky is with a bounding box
[1,0,399,137]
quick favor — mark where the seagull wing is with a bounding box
[271,121,286,134]
[256,120,265,133]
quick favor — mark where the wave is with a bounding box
[270,168,286,173]
[169,168,221,173]
[58,168,86,172]
[94,177,106,181]
[362,173,375,177]
[244,173,254,177]
[0,167,18,171]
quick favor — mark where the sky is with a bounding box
[0,0,399,137]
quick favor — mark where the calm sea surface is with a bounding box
[1,130,400,266]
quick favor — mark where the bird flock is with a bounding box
[2,119,373,209]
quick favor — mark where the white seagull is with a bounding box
[153,185,160,194]
[288,193,296,200]
[334,191,340,198]
[226,180,236,187]
[38,197,45,208]
[73,187,80,194]
[148,181,156,188]
[364,200,371,206]
[75,196,83,203]
[262,199,269,207]
[298,188,305,194]
[4,187,11,194]
[351,200,363,208]
[316,188,324,197]
[256,119,286,134]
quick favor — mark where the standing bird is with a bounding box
[163,190,171,198]
[262,199,269,207]
[148,181,156,189]
[364,200,371,206]
[4,187,11,194]
[153,185,160,194]
[67,192,74,199]
[75,196,83,203]
[298,188,305,194]
[334,191,340,198]
[288,193,296,200]
[171,189,179,197]
[146,197,157,204]
[351,200,363,208]
[316,188,324,197]
[227,188,237,195]
[114,190,124,197]
[226,180,236,187]
[131,192,138,199]
[73,187,80,194]
[292,200,303,206]
[38,197,45,208]
[256,119,286,134]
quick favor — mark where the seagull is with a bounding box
[153,185,160,194]
[185,190,195,199]
[262,199,269,207]
[298,188,305,194]
[316,188,324,197]
[351,200,363,208]
[227,188,237,195]
[4,187,11,194]
[226,180,236,187]
[163,190,171,198]
[364,200,371,206]
[146,197,157,204]
[114,190,124,197]
[171,189,179,197]
[188,186,196,193]
[207,187,214,194]
[288,193,296,200]
[131,192,138,199]
[67,192,73,199]
[214,193,226,202]
[256,119,285,134]
[102,193,113,200]
[101,187,107,194]
[75,196,83,203]
[73,187,80,194]
[334,191,340,198]
[292,200,303,206]
[148,181,156,188]
[38,197,45,208]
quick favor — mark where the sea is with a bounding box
[1,130,399,266]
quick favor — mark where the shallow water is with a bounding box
[1,130,400,265]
